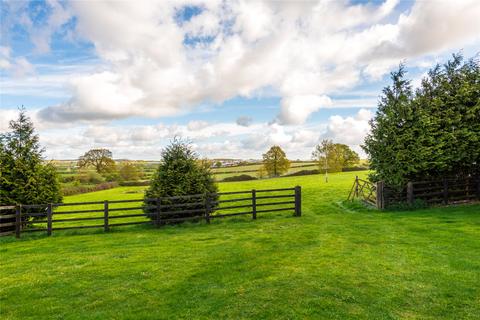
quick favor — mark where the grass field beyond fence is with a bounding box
[1,171,479,319]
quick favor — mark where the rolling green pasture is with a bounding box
[1,171,479,319]
[53,160,319,184]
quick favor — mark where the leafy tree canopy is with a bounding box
[78,148,116,175]
[312,139,360,172]
[262,146,290,177]
[118,161,142,181]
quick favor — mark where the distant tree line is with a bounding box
[259,142,360,179]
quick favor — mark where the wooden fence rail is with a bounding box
[348,175,480,209]
[0,186,302,238]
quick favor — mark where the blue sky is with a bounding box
[1,0,479,160]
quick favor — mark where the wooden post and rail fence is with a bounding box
[348,175,480,209]
[0,186,302,238]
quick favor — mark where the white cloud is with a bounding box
[187,120,210,131]
[323,109,373,153]
[278,95,332,125]
[24,0,478,125]
[0,46,35,78]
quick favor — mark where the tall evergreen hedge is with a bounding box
[363,54,480,188]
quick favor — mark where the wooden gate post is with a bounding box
[47,203,53,236]
[376,181,384,209]
[294,186,302,217]
[252,189,257,220]
[407,182,414,205]
[355,176,359,198]
[104,200,109,232]
[15,205,21,239]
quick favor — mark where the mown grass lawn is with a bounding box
[1,171,479,319]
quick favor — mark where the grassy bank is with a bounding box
[1,171,479,319]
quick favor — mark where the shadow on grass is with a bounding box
[0,213,294,243]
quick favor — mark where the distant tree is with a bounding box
[78,149,116,175]
[262,146,290,177]
[312,140,360,173]
[257,166,267,179]
[0,108,62,208]
[118,162,142,181]
[363,54,480,187]
[214,161,222,168]
[144,139,218,223]
[338,144,360,168]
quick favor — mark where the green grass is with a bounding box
[1,171,480,319]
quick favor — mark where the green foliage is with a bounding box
[284,169,319,177]
[76,169,105,184]
[312,139,360,172]
[262,146,290,177]
[144,139,218,222]
[363,54,480,188]
[257,166,267,179]
[61,182,119,196]
[78,148,117,175]
[0,108,62,210]
[221,174,257,182]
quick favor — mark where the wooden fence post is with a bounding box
[15,205,21,239]
[156,197,161,228]
[252,189,257,220]
[355,176,359,198]
[104,200,109,232]
[376,181,384,209]
[443,178,448,205]
[47,203,53,236]
[294,186,302,217]
[407,182,414,205]
[205,193,211,224]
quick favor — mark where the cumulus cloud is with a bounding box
[323,108,373,147]
[0,46,35,77]
[18,0,477,125]
[278,95,332,125]
[187,120,210,131]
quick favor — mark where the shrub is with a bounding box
[284,169,319,177]
[76,170,104,184]
[60,175,77,183]
[62,182,118,196]
[118,162,143,181]
[221,174,257,182]
[144,139,218,223]
[342,166,369,172]
[119,180,150,186]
